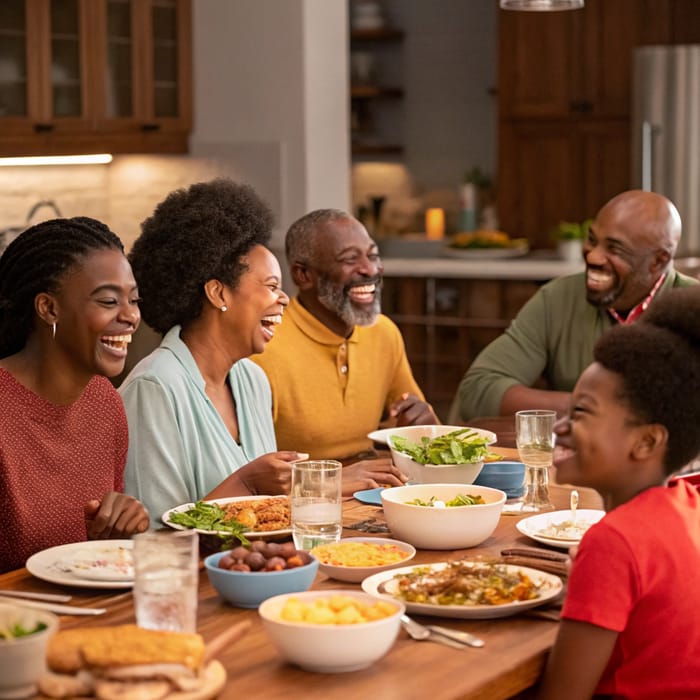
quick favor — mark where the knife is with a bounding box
[0,595,106,616]
[0,590,72,603]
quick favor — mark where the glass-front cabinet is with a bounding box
[0,0,191,154]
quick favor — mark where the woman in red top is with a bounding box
[0,217,149,573]
[539,286,700,700]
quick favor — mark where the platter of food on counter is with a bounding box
[361,558,563,619]
[25,541,134,589]
[162,495,291,540]
[516,509,605,549]
[442,230,530,259]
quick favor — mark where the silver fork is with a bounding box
[401,614,485,649]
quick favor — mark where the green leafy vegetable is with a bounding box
[0,622,47,640]
[391,429,497,465]
[168,501,250,545]
[406,494,485,507]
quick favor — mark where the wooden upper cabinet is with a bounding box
[499,0,672,120]
[0,0,191,155]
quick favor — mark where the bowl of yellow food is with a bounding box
[310,538,416,583]
[386,425,497,485]
[258,590,404,673]
[380,483,506,550]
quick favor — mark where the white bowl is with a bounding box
[311,537,416,583]
[386,425,496,484]
[0,603,58,699]
[259,590,404,673]
[380,483,506,550]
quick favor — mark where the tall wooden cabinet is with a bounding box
[497,0,700,248]
[0,0,191,156]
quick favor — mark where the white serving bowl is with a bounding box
[386,425,496,484]
[380,483,506,550]
[0,603,58,699]
[259,590,404,673]
[311,537,416,583]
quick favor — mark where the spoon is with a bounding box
[570,489,579,526]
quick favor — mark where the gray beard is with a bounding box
[317,276,381,327]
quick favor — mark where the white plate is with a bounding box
[162,495,292,539]
[26,541,134,589]
[516,509,605,549]
[361,561,563,619]
[442,242,530,260]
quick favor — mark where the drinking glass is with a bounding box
[291,460,343,550]
[505,410,557,514]
[132,530,199,632]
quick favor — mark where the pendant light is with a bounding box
[500,0,584,10]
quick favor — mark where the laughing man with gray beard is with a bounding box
[251,209,438,491]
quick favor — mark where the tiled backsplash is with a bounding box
[0,148,284,253]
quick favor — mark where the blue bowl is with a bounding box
[473,461,525,498]
[205,551,319,609]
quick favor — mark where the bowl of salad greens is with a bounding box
[380,483,506,550]
[386,425,498,485]
[0,603,58,699]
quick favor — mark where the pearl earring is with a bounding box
[220,305,228,312]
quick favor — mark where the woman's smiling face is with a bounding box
[553,362,644,496]
[50,248,141,378]
[223,245,288,357]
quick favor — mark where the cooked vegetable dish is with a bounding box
[391,560,540,606]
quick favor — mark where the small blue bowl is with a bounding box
[473,461,525,498]
[205,551,319,609]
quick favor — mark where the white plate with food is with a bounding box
[26,540,134,589]
[516,509,605,549]
[442,241,530,260]
[162,495,291,539]
[361,560,563,619]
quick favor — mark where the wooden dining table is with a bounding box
[3,448,603,700]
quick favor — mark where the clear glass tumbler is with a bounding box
[291,460,343,550]
[132,529,199,632]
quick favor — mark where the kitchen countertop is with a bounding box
[381,255,584,280]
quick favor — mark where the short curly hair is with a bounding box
[0,217,124,358]
[593,286,700,473]
[285,208,350,266]
[129,179,274,333]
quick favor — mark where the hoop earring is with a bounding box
[52,322,56,339]
[220,305,228,312]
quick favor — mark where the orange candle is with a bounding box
[425,208,445,240]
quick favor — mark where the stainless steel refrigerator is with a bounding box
[632,45,700,256]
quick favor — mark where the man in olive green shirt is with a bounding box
[452,190,697,420]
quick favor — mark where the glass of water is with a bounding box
[132,530,198,632]
[291,460,343,550]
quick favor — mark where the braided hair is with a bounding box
[0,217,124,358]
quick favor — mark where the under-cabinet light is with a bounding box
[500,0,583,9]
[0,154,113,167]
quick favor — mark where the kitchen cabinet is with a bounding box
[381,274,541,419]
[0,0,191,156]
[350,27,404,157]
[497,0,700,248]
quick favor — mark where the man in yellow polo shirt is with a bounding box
[251,209,438,472]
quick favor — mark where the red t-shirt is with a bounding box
[562,480,700,699]
[0,369,128,573]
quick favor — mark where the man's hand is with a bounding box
[341,456,408,496]
[84,492,149,540]
[389,392,439,427]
